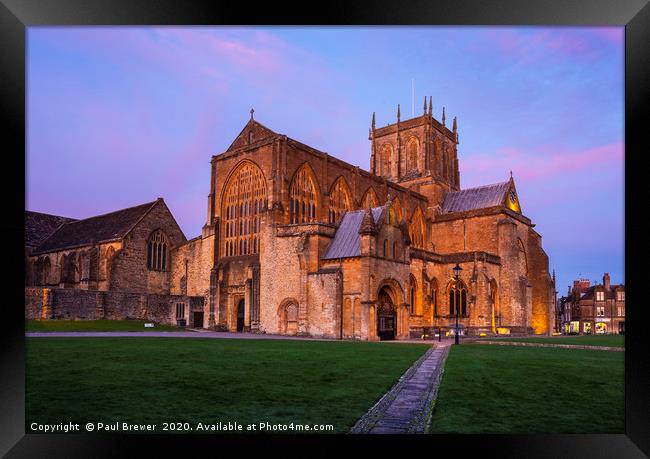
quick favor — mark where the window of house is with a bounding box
[176,302,185,320]
[147,230,169,271]
[596,291,605,301]
[617,306,625,317]
[596,306,605,316]
[583,322,592,334]
[617,291,625,301]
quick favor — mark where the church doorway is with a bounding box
[236,299,245,332]
[377,287,397,341]
[193,311,204,328]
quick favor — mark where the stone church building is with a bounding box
[26,99,555,340]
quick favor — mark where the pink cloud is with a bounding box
[462,142,624,186]
[482,28,620,64]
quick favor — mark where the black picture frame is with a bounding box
[2,0,648,457]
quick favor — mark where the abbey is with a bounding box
[26,99,555,339]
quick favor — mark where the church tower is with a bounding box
[369,96,460,208]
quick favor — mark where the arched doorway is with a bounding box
[377,287,397,341]
[236,299,245,332]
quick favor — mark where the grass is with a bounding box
[481,334,624,348]
[25,319,187,332]
[429,344,624,433]
[26,338,429,433]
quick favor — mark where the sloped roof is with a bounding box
[25,211,77,248]
[323,206,385,260]
[580,284,625,300]
[441,181,510,213]
[33,200,160,254]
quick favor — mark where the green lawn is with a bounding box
[429,344,624,433]
[485,334,624,348]
[25,319,186,332]
[26,338,429,433]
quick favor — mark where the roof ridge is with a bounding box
[456,181,510,192]
[59,199,159,226]
[25,210,77,221]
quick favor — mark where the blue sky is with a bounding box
[26,26,624,294]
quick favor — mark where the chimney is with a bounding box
[603,272,611,290]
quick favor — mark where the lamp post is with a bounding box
[453,263,462,345]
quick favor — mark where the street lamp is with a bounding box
[453,263,462,345]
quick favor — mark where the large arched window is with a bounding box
[290,164,319,224]
[407,136,419,172]
[328,177,352,224]
[222,161,267,257]
[147,230,169,271]
[448,279,468,316]
[409,207,425,248]
[379,144,393,178]
[361,187,379,209]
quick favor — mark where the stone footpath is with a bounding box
[472,340,624,352]
[350,342,451,434]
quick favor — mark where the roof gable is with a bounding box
[323,206,385,260]
[25,211,77,248]
[33,200,160,254]
[226,119,279,152]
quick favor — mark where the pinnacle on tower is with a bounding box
[442,107,446,126]
[397,104,401,122]
[428,96,432,115]
[372,112,376,130]
[452,116,457,133]
[423,96,427,115]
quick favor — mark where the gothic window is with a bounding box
[448,279,468,316]
[361,187,379,209]
[407,136,419,172]
[393,241,397,260]
[388,197,403,225]
[431,279,438,317]
[328,177,352,224]
[42,257,51,285]
[383,239,388,257]
[409,207,425,248]
[410,275,418,315]
[147,230,169,271]
[379,144,393,178]
[222,161,267,257]
[290,164,319,224]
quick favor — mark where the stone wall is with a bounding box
[25,287,44,319]
[25,287,201,325]
[109,200,187,294]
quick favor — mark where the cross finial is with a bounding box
[250,108,255,120]
[510,170,513,179]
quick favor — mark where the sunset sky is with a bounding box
[26,26,624,294]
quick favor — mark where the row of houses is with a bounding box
[556,273,625,335]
